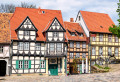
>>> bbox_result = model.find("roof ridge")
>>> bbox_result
[80,10,108,15]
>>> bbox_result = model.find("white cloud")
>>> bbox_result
[0,0,118,24]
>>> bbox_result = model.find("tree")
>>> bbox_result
[109,0,120,37]
[0,2,36,13]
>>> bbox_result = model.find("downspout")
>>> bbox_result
[9,20,11,76]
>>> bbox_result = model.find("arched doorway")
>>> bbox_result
[0,60,7,76]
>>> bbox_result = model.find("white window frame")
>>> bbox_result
[24,60,29,69]
[19,61,23,69]
[108,47,112,55]
[115,48,118,56]
[36,43,40,51]
[50,43,55,52]
[82,42,86,48]
[92,47,96,55]
[99,47,103,56]
[99,34,103,41]
[115,36,118,42]
[0,46,3,53]
[19,42,23,50]
[76,42,80,48]
[92,37,96,41]
[24,42,29,50]
[70,42,74,48]
[40,60,45,68]
[82,53,86,58]
[53,32,58,37]
[108,35,112,42]
[24,31,29,36]
[57,43,62,53]
[76,53,80,58]
[70,53,74,59]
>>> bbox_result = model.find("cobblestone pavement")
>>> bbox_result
[0,64,120,82]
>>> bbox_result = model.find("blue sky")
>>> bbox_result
[0,0,118,24]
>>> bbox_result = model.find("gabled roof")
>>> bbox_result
[80,10,114,33]
[10,7,64,41]
[64,21,87,41]
[15,16,38,31]
[0,13,13,43]
[42,17,66,32]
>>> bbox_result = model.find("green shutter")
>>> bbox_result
[16,60,19,69]
[29,60,31,69]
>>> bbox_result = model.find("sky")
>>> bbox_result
[0,0,118,24]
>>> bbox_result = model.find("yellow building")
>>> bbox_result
[75,10,118,73]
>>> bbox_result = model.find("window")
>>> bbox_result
[54,21,58,26]
[57,43,62,53]
[77,32,83,37]
[19,42,23,50]
[79,16,81,21]
[24,42,29,50]
[24,61,29,69]
[82,53,86,58]
[16,60,31,69]
[108,35,112,42]
[40,60,46,69]
[18,61,23,69]
[99,47,103,56]
[36,43,40,50]
[82,42,86,48]
[99,34,103,41]
[70,42,74,48]
[71,32,76,36]
[24,31,29,36]
[92,37,96,41]
[70,53,74,59]
[92,47,96,55]
[115,48,118,56]
[0,46,3,53]
[115,36,118,42]
[77,65,80,71]
[50,43,54,52]
[42,11,45,14]
[53,32,58,37]
[76,53,80,58]
[76,42,80,48]
[108,47,112,55]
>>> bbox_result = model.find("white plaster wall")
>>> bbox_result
[76,12,89,37]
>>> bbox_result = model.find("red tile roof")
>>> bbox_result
[10,7,64,41]
[0,13,13,43]
[64,21,87,41]
[80,11,114,33]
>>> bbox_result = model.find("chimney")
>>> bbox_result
[70,18,74,22]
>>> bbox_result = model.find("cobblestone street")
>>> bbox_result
[0,64,120,82]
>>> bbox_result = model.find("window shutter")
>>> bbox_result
[29,60,31,69]
[16,60,19,69]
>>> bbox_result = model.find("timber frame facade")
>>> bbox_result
[10,7,67,76]
[75,10,119,73]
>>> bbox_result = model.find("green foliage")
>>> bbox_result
[94,64,110,70]
[109,0,120,37]
[104,67,110,69]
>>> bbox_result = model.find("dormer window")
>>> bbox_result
[77,32,83,37]
[71,32,76,36]
[24,31,29,36]
[42,11,45,14]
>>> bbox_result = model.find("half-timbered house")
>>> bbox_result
[64,18,89,74]
[10,7,67,76]
[75,10,119,73]
[0,13,13,76]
